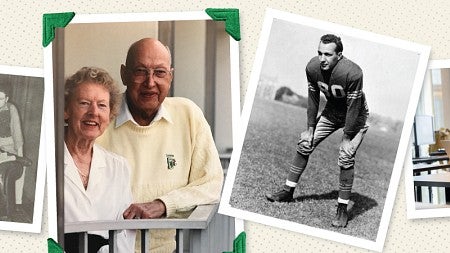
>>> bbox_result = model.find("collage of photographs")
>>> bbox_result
[0,5,449,253]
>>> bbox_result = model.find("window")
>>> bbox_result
[431,69,444,130]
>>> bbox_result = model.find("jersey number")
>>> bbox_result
[317,81,345,98]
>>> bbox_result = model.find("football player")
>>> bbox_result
[266,34,369,228]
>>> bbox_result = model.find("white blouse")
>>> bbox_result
[64,143,135,253]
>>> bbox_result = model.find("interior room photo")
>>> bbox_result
[412,67,450,210]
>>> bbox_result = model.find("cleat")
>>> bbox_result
[265,189,293,202]
[331,203,348,228]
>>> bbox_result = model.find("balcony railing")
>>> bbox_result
[65,204,234,253]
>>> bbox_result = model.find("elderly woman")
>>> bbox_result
[63,67,135,253]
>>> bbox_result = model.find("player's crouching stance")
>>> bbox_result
[265,34,369,228]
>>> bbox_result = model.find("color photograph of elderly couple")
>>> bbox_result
[48,16,238,253]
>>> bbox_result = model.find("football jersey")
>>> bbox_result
[306,56,369,135]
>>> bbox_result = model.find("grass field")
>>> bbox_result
[229,97,401,241]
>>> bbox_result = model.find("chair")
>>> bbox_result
[0,156,31,219]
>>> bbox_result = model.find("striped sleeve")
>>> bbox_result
[344,72,364,135]
[306,70,320,128]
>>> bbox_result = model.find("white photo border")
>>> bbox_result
[218,8,430,252]
[405,59,450,219]
[44,11,243,242]
[0,65,46,233]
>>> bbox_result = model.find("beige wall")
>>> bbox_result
[172,21,206,110]
[62,20,233,152]
[214,25,233,152]
[172,21,233,152]
[64,22,159,91]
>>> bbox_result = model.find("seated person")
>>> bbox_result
[0,85,23,157]
[0,84,24,217]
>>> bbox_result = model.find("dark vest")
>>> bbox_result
[0,105,11,138]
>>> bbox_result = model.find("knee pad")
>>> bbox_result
[338,148,355,168]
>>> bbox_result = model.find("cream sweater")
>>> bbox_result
[96,97,224,253]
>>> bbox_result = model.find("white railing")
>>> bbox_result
[65,204,234,253]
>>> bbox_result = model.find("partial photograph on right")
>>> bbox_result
[406,59,450,219]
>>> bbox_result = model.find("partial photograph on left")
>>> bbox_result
[0,65,46,233]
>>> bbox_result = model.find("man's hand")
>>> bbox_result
[123,199,166,219]
[298,127,315,148]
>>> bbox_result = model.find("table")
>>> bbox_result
[413,162,450,202]
[414,172,450,187]
[412,155,449,164]
[429,149,446,156]
[413,163,450,174]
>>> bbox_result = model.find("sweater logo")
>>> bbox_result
[166,154,177,170]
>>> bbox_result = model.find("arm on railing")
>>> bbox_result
[65,204,218,253]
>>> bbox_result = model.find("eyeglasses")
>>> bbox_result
[128,67,171,83]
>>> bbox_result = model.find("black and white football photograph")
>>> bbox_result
[219,9,430,251]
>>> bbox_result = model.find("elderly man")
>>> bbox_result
[266,34,369,228]
[96,38,224,252]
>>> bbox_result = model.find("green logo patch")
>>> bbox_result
[166,154,177,169]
